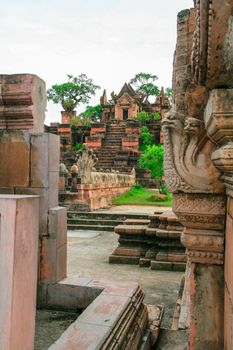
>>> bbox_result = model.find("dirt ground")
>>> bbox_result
[34,310,78,350]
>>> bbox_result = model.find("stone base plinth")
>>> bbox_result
[110,210,186,270]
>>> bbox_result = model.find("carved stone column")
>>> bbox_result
[173,193,225,349]
[205,88,233,350]
[162,2,233,347]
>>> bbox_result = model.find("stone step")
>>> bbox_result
[124,219,150,225]
[67,224,115,231]
[96,163,114,167]
[115,224,148,235]
[67,211,150,221]
[68,218,123,226]
[100,146,121,149]
[103,137,122,140]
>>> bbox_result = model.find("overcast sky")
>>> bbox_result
[1,0,193,124]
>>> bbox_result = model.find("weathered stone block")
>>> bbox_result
[151,261,173,271]
[48,133,60,171]
[0,74,46,133]
[49,321,110,350]
[225,214,233,302]
[15,187,49,235]
[49,171,59,207]
[46,283,100,310]
[0,195,39,350]
[115,225,147,235]
[77,294,131,327]
[224,287,233,350]
[0,131,30,187]
[48,207,67,246]
[228,197,233,219]
[56,244,67,281]
[30,133,49,188]
[113,246,146,257]
[173,262,186,271]
[40,237,57,283]
[109,255,140,265]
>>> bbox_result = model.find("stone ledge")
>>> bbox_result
[38,277,159,349]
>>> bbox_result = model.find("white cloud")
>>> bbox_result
[0,0,193,123]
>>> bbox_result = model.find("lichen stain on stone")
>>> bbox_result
[223,16,233,74]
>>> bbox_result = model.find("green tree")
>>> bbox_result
[130,72,160,103]
[139,126,153,151]
[136,111,151,124]
[70,115,92,127]
[139,145,164,179]
[153,111,160,121]
[81,104,103,121]
[47,74,100,113]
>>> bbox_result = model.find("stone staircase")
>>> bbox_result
[95,123,127,170]
[67,211,150,231]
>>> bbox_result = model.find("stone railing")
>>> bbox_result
[77,170,135,211]
[60,144,136,211]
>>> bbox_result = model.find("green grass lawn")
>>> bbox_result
[113,185,173,206]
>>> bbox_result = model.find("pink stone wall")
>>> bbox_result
[85,139,102,150]
[122,138,139,152]
[61,111,75,124]
[76,183,133,210]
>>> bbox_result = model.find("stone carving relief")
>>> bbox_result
[173,193,226,264]
[118,93,132,107]
[76,144,98,184]
[191,0,233,88]
[59,163,68,177]
[76,144,135,187]
[162,111,224,194]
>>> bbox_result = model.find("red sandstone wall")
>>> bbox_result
[224,197,233,349]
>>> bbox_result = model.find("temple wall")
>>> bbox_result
[224,196,233,349]
[0,74,67,286]
[77,174,135,211]
[62,169,135,211]
[0,74,152,350]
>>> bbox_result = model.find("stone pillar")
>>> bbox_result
[61,111,76,124]
[173,193,225,349]
[0,195,39,350]
[205,89,233,350]
[164,1,233,348]
[0,73,67,291]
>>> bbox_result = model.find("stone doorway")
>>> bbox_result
[123,108,128,120]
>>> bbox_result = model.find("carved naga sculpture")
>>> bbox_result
[162,111,224,193]
[76,144,98,184]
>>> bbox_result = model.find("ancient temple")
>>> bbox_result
[100,83,169,121]
[84,84,170,184]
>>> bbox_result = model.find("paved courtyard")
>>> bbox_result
[66,226,183,329]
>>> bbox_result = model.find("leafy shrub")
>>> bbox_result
[72,143,83,152]
[139,144,164,179]
[139,126,153,151]
[159,183,168,194]
[131,183,143,190]
[136,111,151,123]
[153,112,160,121]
